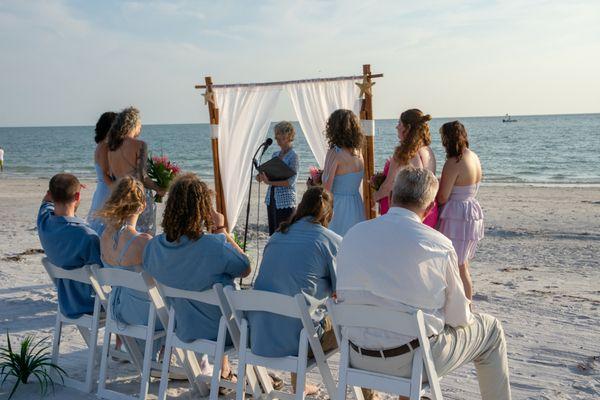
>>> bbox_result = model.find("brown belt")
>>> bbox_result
[349,338,421,358]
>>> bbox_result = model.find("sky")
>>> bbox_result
[0,0,599,127]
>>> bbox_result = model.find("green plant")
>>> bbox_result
[0,332,66,399]
[232,231,244,249]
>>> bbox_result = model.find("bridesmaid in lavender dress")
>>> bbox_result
[437,121,484,300]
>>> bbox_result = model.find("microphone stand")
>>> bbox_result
[240,143,267,286]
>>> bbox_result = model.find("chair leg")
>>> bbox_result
[51,314,62,366]
[210,317,227,400]
[295,333,309,400]
[337,339,350,400]
[84,309,101,393]
[158,310,176,400]
[139,312,156,400]
[97,329,112,395]
[236,320,249,400]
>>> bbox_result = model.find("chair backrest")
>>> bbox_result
[90,265,147,292]
[155,282,221,306]
[223,286,302,319]
[326,300,422,339]
[42,257,95,285]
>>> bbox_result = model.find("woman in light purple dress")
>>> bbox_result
[437,121,483,300]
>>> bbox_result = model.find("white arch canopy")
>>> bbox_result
[197,67,382,230]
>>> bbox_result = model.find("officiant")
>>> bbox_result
[256,121,299,235]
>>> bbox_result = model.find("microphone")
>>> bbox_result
[260,138,273,157]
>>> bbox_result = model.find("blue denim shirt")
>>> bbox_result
[37,202,101,319]
[265,148,299,209]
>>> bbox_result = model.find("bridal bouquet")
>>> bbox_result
[307,166,323,187]
[147,154,181,202]
[370,170,386,191]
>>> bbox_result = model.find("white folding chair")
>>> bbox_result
[91,265,165,400]
[147,280,236,400]
[224,286,338,400]
[42,258,103,393]
[326,300,443,400]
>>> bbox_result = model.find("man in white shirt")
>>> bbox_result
[0,146,4,172]
[337,166,510,400]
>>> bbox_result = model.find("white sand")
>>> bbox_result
[1,177,599,399]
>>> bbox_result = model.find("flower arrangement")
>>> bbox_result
[147,154,180,203]
[370,170,386,191]
[307,166,323,187]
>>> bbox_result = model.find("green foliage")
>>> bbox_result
[232,231,244,249]
[0,332,66,399]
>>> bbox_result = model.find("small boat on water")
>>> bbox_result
[503,114,517,123]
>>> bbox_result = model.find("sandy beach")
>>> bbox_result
[0,177,599,400]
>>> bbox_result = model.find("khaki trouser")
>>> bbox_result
[350,313,511,400]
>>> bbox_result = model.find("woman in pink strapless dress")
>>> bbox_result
[437,121,484,300]
[373,109,438,228]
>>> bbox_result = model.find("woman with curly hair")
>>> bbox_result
[373,109,438,227]
[107,107,165,235]
[97,176,158,331]
[143,173,250,384]
[321,109,365,236]
[87,111,117,235]
[437,121,483,300]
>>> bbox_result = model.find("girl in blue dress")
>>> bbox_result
[322,109,366,236]
[87,111,116,235]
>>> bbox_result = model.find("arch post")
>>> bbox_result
[359,64,376,219]
[204,76,228,229]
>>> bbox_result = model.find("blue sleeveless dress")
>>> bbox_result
[87,163,111,235]
[102,231,161,330]
[328,170,365,236]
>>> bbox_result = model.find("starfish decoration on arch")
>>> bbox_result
[355,76,375,98]
[202,90,216,106]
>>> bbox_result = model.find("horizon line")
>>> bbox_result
[1,111,598,129]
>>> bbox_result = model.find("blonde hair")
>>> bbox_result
[393,109,432,165]
[96,176,146,229]
[162,173,214,242]
[274,121,295,142]
[108,107,141,151]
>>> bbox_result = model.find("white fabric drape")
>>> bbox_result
[285,80,362,167]
[213,86,282,229]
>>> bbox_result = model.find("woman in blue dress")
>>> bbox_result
[249,186,340,395]
[143,173,250,385]
[322,109,366,236]
[87,111,116,235]
[257,121,299,235]
[97,176,160,353]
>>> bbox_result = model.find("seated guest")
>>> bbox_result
[143,173,250,382]
[249,186,340,394]
[37,173,101,319]
[336,166,511,400]
[96,176,156,329]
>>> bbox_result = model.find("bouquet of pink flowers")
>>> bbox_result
[147,154,181,202]
[307,166,323,187]
[370,170,386,191]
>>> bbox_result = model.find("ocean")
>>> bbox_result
[1,113,599,185]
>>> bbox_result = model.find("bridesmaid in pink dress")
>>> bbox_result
[437,121,483,300]
[373,109,438,227]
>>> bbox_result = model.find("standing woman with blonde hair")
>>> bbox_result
[437,121,483,300]
[373,109,438,227]
[107,107,165,235]
[322,109,365,236]
[257,121,299,235]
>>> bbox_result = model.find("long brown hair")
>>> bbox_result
[325,109,364,151]
[96,176,146,229]
[162,173,214,242]
[393,109,432,165]
[108,107,140,151]
[440,121,469,161]
[278,186,334,233]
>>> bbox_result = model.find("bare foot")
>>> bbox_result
[304,383,319,396]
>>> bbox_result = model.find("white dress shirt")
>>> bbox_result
[336,207,473,349]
